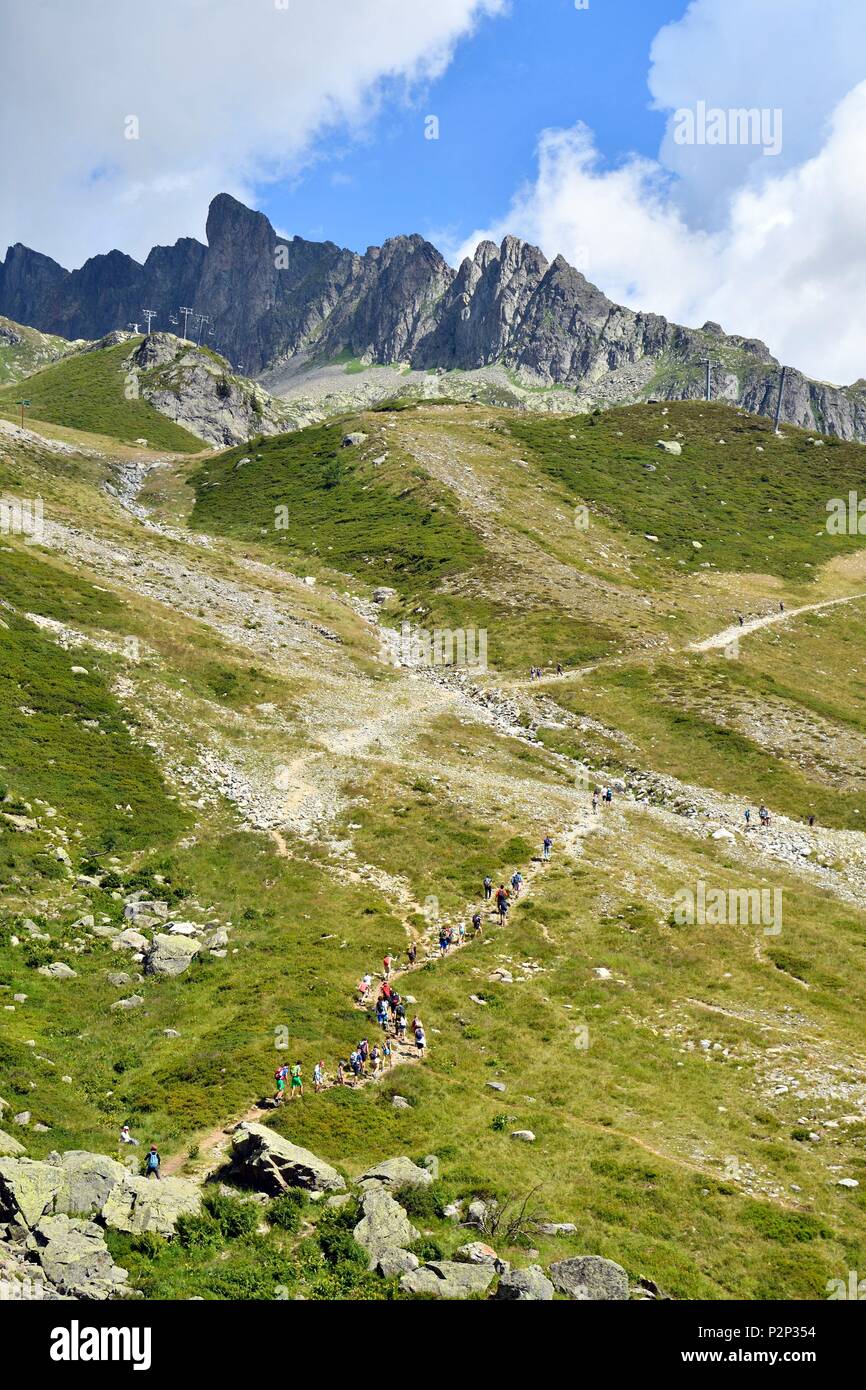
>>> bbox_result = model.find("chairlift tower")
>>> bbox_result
[179,306,194,341]
[141,308,157,335]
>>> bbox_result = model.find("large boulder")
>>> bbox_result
[0,1128,26,1157]
[56,1152,129,1218]
[400,1259,496,1300]
[0,1151,197,1239]
[495,1265,555,1301]
[143,933,200,977]
[231,1122,345,1194]
[376,1248,420,1279]
[101,1174,201,1237]
[353,1188,419,1270]
[0,1157,64,1229]
[357,1157,433,1192]
[25,1215,129,1300]
[549,1254,629,1300]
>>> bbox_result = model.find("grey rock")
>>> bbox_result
[549,1254,629,1300]
[111,994,144,1011]
[143,933,200,977]
[486,1081,506,1092]
[0,1128,26,1157]
[353,1188,419,1269]
[101,1174,201,1237]
[357,1156,433,1192]
[105,972,132,987]
[400,1259,496,1300]
[495,1264,555,1301]
[376,1247,420,1278]
[37,962,77,979]
[231,1122,345,1194]
[510,1130,536,1143]
[25,1214,129,1300]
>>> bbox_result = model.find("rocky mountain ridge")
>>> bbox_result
[2,192,865,439]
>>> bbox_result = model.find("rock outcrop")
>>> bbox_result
[24,1214,129,1300]
[230,1122,346,1194]
[549,1254,629,1300]
[352,1187,419,1270]
[3,192,865,439]
[0,1150,200,1238]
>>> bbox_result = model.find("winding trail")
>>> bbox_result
[686,591,866,653]
[163,816,594,1178]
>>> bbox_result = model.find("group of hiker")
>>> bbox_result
[591,786,615,813]
[270,835,556,1103]
[529,663,565,681]
[743,804,772,829]
[736,601,786,627]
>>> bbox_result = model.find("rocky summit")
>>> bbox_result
[2,193,865,439]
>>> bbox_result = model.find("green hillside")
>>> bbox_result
[1,399,865,1304]
[0,338,205,450]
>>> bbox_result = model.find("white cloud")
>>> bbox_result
[451,0,866,384]
[0,0,504,268]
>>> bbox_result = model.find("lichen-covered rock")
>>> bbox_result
[357,1156,433,1192]
[25,1215,129,1300]
[143,933,200,977]
[231,1122,345,1194]
[549,1254,629,1300]
[353,1188,419,1270]
[101,1174,201,1237]
[400,1259,496,1300]
[0,1128,26,1157]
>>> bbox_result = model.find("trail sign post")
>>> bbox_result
[15,398,30,428]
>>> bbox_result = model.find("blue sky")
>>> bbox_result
[260,0,681,253]
[3,0,866,380]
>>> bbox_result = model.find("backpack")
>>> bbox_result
[146,1151,159,1171]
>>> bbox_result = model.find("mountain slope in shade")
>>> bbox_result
[2,193,865,440]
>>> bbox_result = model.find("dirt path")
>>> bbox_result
[686,591,866,653]
[163,814,595,1179]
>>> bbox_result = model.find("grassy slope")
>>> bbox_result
[188,421,484,591]
[509,403,866,581]
[1,402,866,1300]
[0,340,205,450]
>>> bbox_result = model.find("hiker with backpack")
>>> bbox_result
[542,835,553,861]
[483,875,493,901]
[290,1061,303,1100]
[145,1145,161,1181]
[495,885,509,924]
[511,870,523,897]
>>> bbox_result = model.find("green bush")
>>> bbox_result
[267,1190,305,1232]
[202,1190,260,1240]
[394,1180,449,1222]
[175,1212,222,1252]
